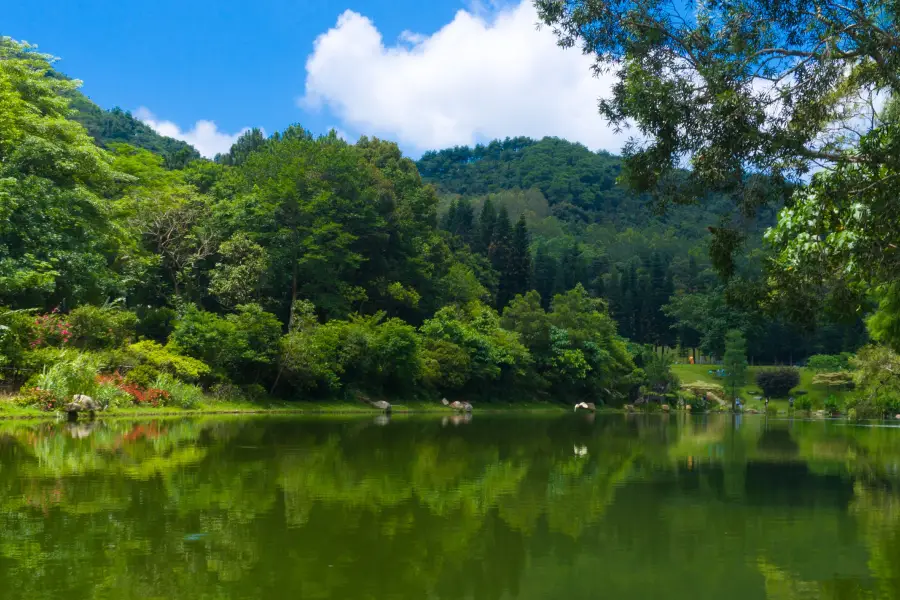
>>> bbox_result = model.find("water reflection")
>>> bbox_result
[1,414,900,598]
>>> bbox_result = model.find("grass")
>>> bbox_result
[672,363,852,412]
[0,394,569,420]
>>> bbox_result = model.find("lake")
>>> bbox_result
[1,413,899,599]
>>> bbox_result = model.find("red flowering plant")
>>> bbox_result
[31,308,72,349]
[118,383,170,407]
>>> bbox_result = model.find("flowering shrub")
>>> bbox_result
[31,309,71,348]
[17,387,64,412]
[118,383,170,407]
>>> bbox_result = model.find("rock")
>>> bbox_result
[64,394,101,421]
[370,400,391,412]
[685,404,692,412]
[661,404,670,412]
[574,402,596,412]
[625,404,635,412]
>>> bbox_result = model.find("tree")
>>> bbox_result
[209,233,269,309]
[755,368,801,399]
[0,38,132,307]
[722,330,748,410]
[536,0,900,274]
[508,215,533,300]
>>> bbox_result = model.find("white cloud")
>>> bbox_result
[135,107,251,158]
[301,1,622,153]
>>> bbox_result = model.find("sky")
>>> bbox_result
[3,0,625,158]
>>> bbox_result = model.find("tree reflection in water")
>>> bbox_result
[0,414,898,599]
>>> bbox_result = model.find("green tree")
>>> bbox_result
[0,38,132,307]
[722,330,748,410]
[536,0,899,264]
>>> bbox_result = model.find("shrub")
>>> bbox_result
[135,306,177,342]
[127,340,210,381]
[31,310,72,348]
[797,397,812,411]
[755,368,800,398]
[824,395,842,414]
[17,387,63,412]
[67,306,138,350]
[812,371,855,390]
[152,373,203,409]
[30,352,101,402]
[0,307,37,373]
[118,383,170,407]
[94,382,132,409]
[125,363,161,389]
[170,304,280,383]
[807,353,852,372]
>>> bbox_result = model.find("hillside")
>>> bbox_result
[68,92,201,168]
[416,136,859,362]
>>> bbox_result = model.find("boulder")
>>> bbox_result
[661,404,670,412]
[64,394,101,421]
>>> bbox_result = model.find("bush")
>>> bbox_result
[152,373,203,409]
[94,382,132,409]
[135,306,177,342]
[170,304,280,383]
[797,397,812,411]
[67,306,138,350]
[755,368,800,398]
[807,353,852,372]
[824,395,842,414]
[125,363,161,389]
[16,387,62,411]
[812,371,855,390]
[127,340,210,381]
[30,352,101,403]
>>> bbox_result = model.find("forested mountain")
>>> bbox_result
[419,137,865,362]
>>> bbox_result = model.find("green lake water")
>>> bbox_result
[2,413,900,599]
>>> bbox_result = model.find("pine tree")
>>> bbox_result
[475,198,497,255]
[533,245,558,309]
[455,198,475,246]
[508,215,533,300]
[490,206,514,307]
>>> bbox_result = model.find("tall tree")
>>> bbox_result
[533,245,558,309]
[475,198,497,255]
[536,0,900,274]
[723,329,748,410]
[507,214,533,301]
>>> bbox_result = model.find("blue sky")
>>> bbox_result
[3,0,623,158]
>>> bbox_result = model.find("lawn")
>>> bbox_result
[672,363,852,412]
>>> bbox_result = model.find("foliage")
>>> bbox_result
[127,340,210,381]
[208,233,268,308]
[639,348,679,401]
[811,372,855,390]
[0,39,132,307]
[796,397,813,412]
[170,304,280,383]
[151,373,203,409]
[536,0,900,275]
[755,368,801,399]
[67,305,138,350]
[30,351,101,403]
[807,354,853,373]
[850,345,900,419]
[723,330,748,406]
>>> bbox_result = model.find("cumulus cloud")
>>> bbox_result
[301,1,622,153]
[135,107,250,158]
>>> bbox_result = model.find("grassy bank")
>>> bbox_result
[672,364,852,411]
[0,394,570,420]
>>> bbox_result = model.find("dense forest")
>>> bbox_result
[0,36,874,413]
